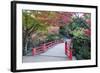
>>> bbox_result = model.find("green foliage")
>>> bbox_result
[71,25,91,59]
[59,24,71,38]
[64,17,91,60]
[46,34,63,42]
[68,17,90,30]
[71,28,84,37]
[23,10,48,33]
[72,34,91,59]
[32,39,40,47]
[22,10,48,55]
[84,13,91,19]
[59,26,67,36]
[75,46,91,60]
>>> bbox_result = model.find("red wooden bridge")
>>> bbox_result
[32,39,73,60]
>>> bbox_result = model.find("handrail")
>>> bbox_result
[32,39,73,60]
[32,40,64,56]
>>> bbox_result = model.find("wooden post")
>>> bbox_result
[32,48,36,56]
[69,50,72,60]
[65,39,72,60]
[43,44,47,52]
[65,42,67,55]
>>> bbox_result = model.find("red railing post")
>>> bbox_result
[32,48,36,56]
[65,42,67,55]
[42,44,47,52]
[65,39,72,60]
[69,50,72,60]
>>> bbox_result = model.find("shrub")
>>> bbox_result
[65,17,91,60]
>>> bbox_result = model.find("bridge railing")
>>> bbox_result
[32,39,73,60]
[32,40,64,56]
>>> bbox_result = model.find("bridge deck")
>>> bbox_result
[23,43,76,63]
